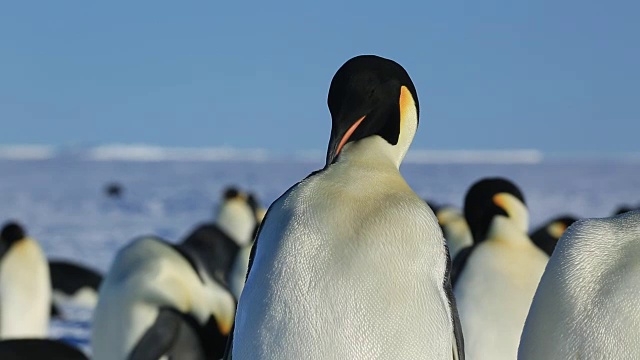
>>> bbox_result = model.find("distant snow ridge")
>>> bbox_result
[87,144,272,162]
[0,145,55,160]
[404,149,544,164]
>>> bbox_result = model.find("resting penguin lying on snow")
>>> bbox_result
[452,178,547,360]
[91,236,236,360]
[49,260,103,310]
[0,222,51,339]
[520,210,640,359]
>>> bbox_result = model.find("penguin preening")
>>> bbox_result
[0,222,51,339]
[0,339,89,360]
[49,260,103,310]
[451,178,547,360]
[519,210,640,359]
[180,187,260,296]
[529,215,578,256]
[91,236,236,360]
[225,55,464,359]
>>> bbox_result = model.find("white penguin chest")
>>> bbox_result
[234,168,453,359]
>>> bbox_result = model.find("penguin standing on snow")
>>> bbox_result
[452,178,547,360]
[0,222,51,339]
[225,55,464,359]
[91,236,236,360]
[529,215,578,256]
[520,210,640,359]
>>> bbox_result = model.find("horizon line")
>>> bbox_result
[0,144,637,164]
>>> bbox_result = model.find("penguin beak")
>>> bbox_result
[326,115,366,165]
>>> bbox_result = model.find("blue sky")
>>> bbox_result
[0,1,638,153]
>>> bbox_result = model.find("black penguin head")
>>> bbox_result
[531,215,578,256]
[1,222,26,247]
[0,222,27,261]
[222,187,241,200]
[326,55,420,166]
[464,177,527,243]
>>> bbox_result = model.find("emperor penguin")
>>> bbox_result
[225,55,464,360]
[91,236,236,360]
[451,178,547,360]
[180,187,259,288]
[435,206,473,259]
[519,210,640,359]
[529,215,577,256]
[0,222,51,339]
[227,192,266,299]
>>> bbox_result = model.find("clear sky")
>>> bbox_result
[0,1,638,154]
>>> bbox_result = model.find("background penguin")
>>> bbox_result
[104,182,124,199]
[529,215,578,256]
[226,55,464,359]
[227,192,266,299]
[0,222,51,339]
[452,177,547,360]
[180,186,259,290]
[49,260,103,311]
[519,210,640,359]
[91,236,236,360]
[0,339,89,360]
[435,205,473,259]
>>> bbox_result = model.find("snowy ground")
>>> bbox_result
[0,155,638,354]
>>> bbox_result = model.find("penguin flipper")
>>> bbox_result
[128,308,182,360]
[445,246,465,360]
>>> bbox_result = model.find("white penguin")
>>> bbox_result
[451,178,547,360]
[91,236,236,360]
[519,210,640,359]
[225,55,464,359]
[0,222,51,339]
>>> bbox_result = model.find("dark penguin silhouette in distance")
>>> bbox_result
[104,182,124,199]
[49,260,103,315]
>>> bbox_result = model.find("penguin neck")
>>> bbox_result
[486,215,531,244]
[335,136,405,170]
[215,201,256,247]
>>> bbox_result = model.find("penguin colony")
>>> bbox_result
[0,55,637,359]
